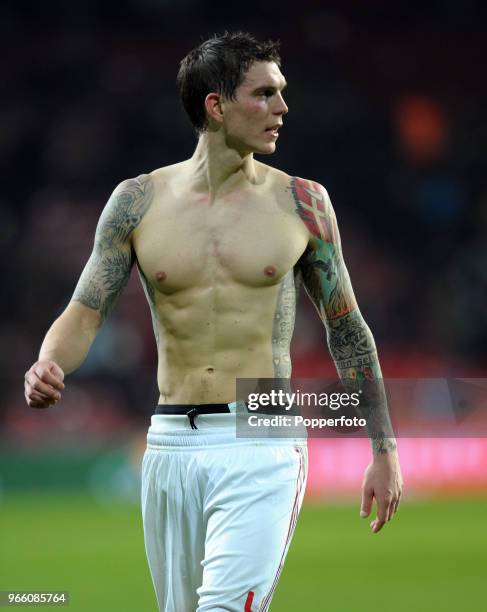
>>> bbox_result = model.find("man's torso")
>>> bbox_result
[131,161,311,403]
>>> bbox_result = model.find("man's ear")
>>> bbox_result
[204,92,224,125]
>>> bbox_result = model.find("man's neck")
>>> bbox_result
[188,129,258,197]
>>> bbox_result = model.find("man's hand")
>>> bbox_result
[24,360,65,408]
[360,452,403,533]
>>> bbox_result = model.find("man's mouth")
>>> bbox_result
[265,124,282,136]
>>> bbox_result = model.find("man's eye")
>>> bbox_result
[262,90,274,97]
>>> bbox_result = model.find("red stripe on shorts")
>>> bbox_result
[245,590,254,611]
[259,446,306,611]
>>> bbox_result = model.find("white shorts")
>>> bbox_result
[141,411,308,612]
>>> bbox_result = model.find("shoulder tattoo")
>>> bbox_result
[72,174,154,319]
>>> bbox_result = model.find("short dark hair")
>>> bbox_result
[177,31,281,133]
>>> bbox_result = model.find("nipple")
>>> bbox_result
[155,271,167,282]
[264,265,276,277]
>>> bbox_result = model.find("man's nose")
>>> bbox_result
[274,92,288,116]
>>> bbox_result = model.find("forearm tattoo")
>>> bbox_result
[327,311,396,454]
[72,174,154,321]
[291,177,396,455]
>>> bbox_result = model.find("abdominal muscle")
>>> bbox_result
[153,281,285,405]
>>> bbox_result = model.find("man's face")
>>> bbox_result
[220,61,288,156]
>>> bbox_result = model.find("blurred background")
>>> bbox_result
[1,0,486,610]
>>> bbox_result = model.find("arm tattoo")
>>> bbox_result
[327,312,396,454]
[72,174,154,321]
[291,177,357,319]
[291,177,396,455]
[327,309,377,370]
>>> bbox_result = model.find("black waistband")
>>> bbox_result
[155,404,231,415]
[155,404,231,430]
[154,403,299,430]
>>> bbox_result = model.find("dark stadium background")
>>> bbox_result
[1,1,486,610]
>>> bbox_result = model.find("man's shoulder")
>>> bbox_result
[288,175,333,211]
[255,161,292,187]
[113,173,154,196]
[110,162,187,206]
[149,161,188,186]
[256,163,328,196]
[286,176,339,243]
[99,174,154,234]
[291,175,328,196]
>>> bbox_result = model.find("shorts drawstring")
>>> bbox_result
[186,407,199,430]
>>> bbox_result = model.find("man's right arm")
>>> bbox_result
[24,174,154,408]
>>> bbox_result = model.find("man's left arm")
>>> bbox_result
[293,177,403,533]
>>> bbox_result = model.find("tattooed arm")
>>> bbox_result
[292,177,402,532]
[70,174,153,315]
[24,175,153,409]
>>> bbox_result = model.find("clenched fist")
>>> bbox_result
[24,360,65,408]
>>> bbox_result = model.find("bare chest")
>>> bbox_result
[132,189,308,293]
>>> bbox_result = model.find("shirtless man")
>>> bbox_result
[24,32,403,612]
